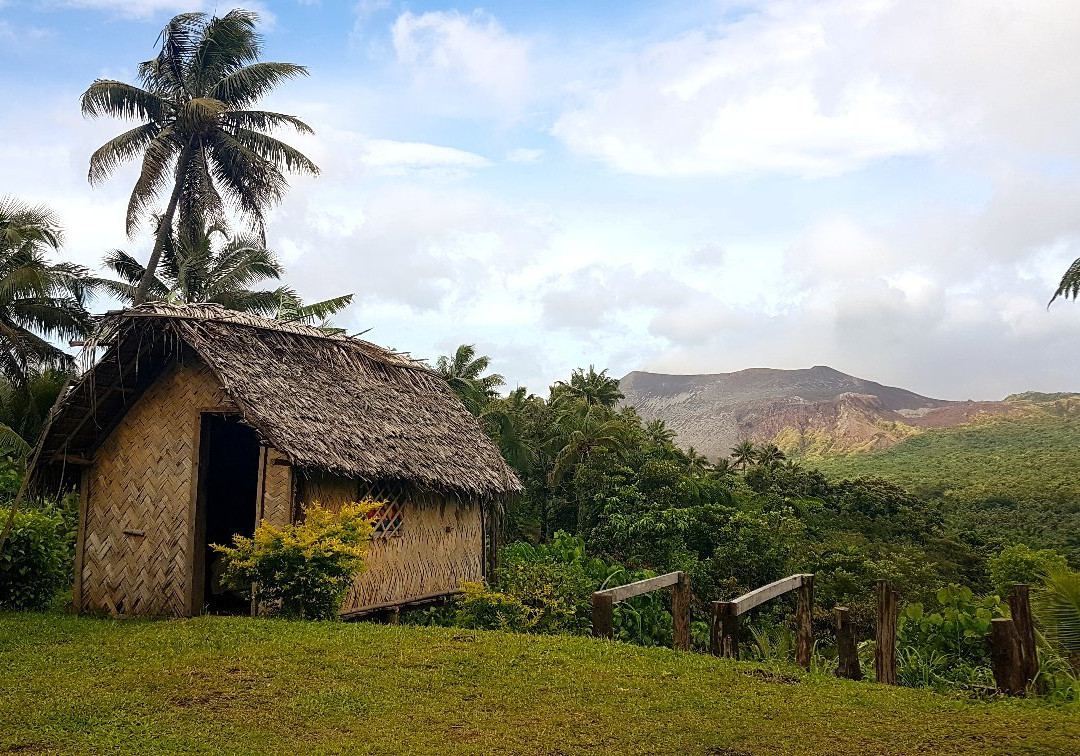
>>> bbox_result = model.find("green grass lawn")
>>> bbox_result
[2,612,1078,755]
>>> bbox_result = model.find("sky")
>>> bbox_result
[3,0,1080,400]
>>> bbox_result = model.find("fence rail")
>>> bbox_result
[592,571,691,651]
[710,573,815,669]
[594,571,1036,695]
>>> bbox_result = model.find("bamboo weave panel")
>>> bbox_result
[260,448,291,528]
[299,472,483,611]
[82,359,231,616]
[344,497,483,611]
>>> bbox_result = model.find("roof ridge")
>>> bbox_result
[104,302,428,371]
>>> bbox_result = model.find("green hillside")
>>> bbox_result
[805,402,1080,560]
[2,612,1078,755]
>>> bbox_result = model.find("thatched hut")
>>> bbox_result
[32,303,521,618]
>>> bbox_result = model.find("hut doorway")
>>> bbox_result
[198,413,260,614]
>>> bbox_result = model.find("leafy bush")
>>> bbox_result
[0,506,72,610]
[896,584,1007,691]
[1037,646,1080,702]
[441,532,674,645]
[989,544,1068,596]
[496,541,597,634]
[214,500,373,620]
[452,582,535,632]
[896,646,995,693]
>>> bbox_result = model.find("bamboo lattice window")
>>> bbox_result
[369,500,404,538]
[360,481,407,538]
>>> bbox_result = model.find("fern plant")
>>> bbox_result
[1034,567,1080,655]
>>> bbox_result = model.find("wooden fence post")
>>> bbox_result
[710,601,739,659]
[1008,584,1039,692]
[592,592,613,639]
[875,579,898,685]
[990,617,1024,695]
[834,606,862,681]
[795,574,814,669]
[671,572,691,652]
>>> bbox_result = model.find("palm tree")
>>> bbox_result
[548,403,630,486]
[684,446,712,477]
[97,223,353,322]
[1050,257,1080,306]
[0,197,94,386]
[710,457,736,480]
[644,419,676,448]
[81,10,319,305]
[480,389,540,474]
[553,365,623,408]
[0,369,69,454]
[0,197,62,252]
[756,443,786,466]
[730,440,756,470]
[435,344,505,415]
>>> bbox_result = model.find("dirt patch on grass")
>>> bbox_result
[2,744,54,754]
[740,668,802,684]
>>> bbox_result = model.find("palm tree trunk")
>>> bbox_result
[133,153,189,306]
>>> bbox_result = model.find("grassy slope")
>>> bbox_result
[807,409,1080,503]
[2,613,1078,755]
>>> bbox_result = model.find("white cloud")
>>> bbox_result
[506,148,545,164]
[360,139,491,175]
[390,9,531,116]
[553,1,938,177]
[552,0,1080,178]
[0,18,53,45]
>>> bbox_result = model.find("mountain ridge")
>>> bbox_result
[619,366,1026,459]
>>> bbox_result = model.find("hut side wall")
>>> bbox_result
[300,472,484,612]
[80,359,232,617]
[347,497,483,611]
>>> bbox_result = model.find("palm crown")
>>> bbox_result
[80,9,319,304]
[0,197,94,385]
[98,222,353,323]
[436,344,506,414]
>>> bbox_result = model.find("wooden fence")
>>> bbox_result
[594,572,1039,695]
[591,571,691,651]
[709,573,815,669]
[871,580,1039,695]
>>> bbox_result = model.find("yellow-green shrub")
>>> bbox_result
[214,500,374,620]
[452,582,536,632]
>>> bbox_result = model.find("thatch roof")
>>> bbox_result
[35,303,522,497]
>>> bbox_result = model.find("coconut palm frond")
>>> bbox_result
[1050,257,1080,306]
[1035,567,1080,652]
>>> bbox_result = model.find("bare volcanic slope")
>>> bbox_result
[620,366,1016,459]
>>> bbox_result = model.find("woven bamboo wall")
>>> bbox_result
[302,473,356,510]
[81,359,232,616]
[259,449,292,528]
[299,472,483,612]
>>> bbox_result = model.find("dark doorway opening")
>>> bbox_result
[199,413,260,614]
